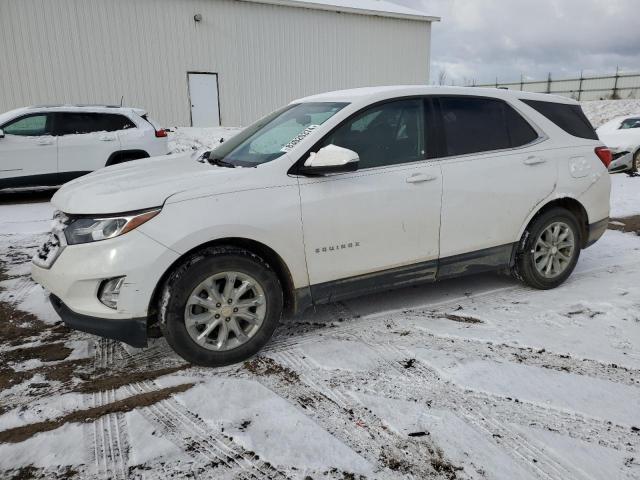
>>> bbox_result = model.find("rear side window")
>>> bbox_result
[57,112,135,135]
[439,97,538,157]
[521,100,597,140]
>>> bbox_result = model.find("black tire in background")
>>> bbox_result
[159,246,283,367]
[515,207,582,290]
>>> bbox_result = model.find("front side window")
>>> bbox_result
[439,97,538,157]
[2,114,50,136]
[320,99,426,169]
[211,102,348,167]
[620,118,640,130]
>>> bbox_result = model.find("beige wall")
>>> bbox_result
[0,0,432,126]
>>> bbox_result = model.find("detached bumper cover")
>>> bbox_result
[50,294,147,348]
[585,217,609,248]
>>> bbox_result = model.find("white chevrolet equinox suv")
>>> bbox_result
[0,105,168,189]
[31,86,611,366]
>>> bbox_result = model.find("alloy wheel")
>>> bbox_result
[533,221,575,278]
[184,271,266,351]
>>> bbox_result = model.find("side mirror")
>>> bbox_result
[300,144,359,175]
[0,129,4,139]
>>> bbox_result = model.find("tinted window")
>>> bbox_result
[620,118,640,129]
[522,100,597,140]
[3,114,50,136]
[439,97,538,157]
[57,112,135,135]
[320,99,426,169]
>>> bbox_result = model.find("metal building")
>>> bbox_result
[0,0,439,127]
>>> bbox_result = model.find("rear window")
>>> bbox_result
[522,100,597,140]
[439,97,539,157]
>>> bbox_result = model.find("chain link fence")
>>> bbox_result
[474,70,640,101]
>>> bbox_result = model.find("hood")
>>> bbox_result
[597,128,640,152]
[52,152,262,214]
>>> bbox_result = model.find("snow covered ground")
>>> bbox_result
[0,101,639,479]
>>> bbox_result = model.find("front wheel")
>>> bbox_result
[630,150,640,175]
[159,247,283,367]
[515,208,581,290]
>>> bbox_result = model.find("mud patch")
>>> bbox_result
[2,464,79,480]
[244,356,300,384]
[441,313,483,324]
[74,365,190,394]
[609,215,640,234]
[0,301,48,347]
[2,343,72,364]
[0,383,194,444]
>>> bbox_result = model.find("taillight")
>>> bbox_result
[594,146,612,168]
[155,128,168,138]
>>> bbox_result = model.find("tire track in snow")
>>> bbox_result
[117,344,291,480]
[281,335,596,480]
[254,350,461,480]
[88,339,130,480]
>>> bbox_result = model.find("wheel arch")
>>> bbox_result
[147,237,298,327]
[517,196,590,253]
[105,149,150,166]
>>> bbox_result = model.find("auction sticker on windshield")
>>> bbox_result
[280,125,319,152]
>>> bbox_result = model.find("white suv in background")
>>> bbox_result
[0,105,168,189]
[31,86,611,367]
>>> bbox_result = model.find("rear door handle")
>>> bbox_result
[98,134,116,141]
[406,173,438,183]
[524,156,547,165]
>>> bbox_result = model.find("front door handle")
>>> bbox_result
[406,173,438,183]
[523,156,547,165]
[36,138,54,146]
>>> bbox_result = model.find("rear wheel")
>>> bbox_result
[160,247,283,366]
[516,208,581,289]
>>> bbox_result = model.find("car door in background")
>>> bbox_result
[435,96,556,277]
[55,112,129,181]
[0,113,57,188]
[298,98,443,302]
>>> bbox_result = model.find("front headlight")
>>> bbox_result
[64,208,161,245]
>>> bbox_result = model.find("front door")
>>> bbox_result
[298,98,442,303]
[188,73,220,127]
[0,113,57,188]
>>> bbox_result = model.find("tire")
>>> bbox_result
[159,246,283,367]
[515,208,581,290]
[630,150,640,175]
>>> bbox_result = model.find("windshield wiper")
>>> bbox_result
[207,154,235,168]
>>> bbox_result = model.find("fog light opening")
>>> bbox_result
[99,276,125,309]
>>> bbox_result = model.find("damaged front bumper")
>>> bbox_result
[49,294,147,348]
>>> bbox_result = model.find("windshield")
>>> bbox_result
[209,102,348,167]
[619,118,640,130]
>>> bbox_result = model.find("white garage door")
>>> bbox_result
[188,72,220,127]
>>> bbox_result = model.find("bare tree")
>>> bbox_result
[437,69,448,86]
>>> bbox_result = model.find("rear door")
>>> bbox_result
[436,96,556,275]
[0,113,57,187]
[298,98,443,302]
[55,112,125,179]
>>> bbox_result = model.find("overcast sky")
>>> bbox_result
[389,0,640,85]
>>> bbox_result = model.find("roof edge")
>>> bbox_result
[239,0,441,22]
